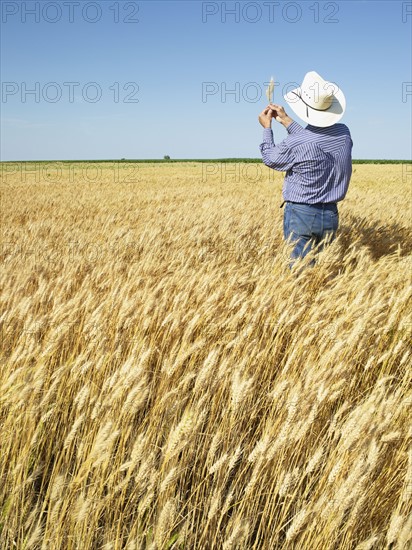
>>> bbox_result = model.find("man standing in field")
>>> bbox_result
[258,71,353,265]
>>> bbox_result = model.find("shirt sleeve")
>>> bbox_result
[286,121,305,134]
[259,128,296,171]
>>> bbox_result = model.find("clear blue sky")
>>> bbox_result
[1,0,411,160]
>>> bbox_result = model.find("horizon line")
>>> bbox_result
[1,158,411,164]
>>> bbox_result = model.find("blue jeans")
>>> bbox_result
[283,202,339,264]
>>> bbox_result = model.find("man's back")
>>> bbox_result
[260,121,353,204]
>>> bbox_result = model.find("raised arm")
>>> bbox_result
[259,129,296,171]
[258,104,298,171]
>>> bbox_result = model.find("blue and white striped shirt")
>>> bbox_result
[260,121,353,203]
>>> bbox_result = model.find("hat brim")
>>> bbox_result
[284,86,346,127]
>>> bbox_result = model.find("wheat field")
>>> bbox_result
[1,162,411,549]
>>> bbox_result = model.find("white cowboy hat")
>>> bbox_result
[284,71,346,127]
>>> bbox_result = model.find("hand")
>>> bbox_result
[268,104,293,128]
[258,106,274,128]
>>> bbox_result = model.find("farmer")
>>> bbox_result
[258,71,353,266]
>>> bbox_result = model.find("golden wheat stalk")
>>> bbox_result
[266,76,275,103]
